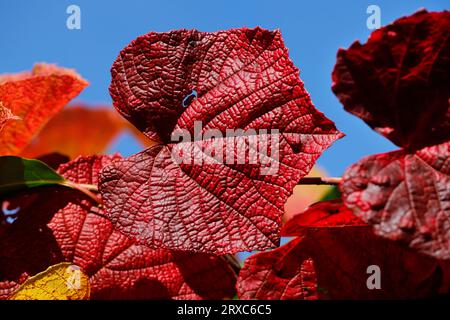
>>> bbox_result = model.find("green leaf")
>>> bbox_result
[319,186,341,202]
[0,156,66,195]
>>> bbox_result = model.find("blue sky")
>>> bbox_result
[0,0,448,175]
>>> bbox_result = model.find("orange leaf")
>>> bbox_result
[21,105,156,159]
[0,64,88,155]
[0,102,20,132]
[22,105,126,159]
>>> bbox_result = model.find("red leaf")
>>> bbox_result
[0,155,237,300]
[0,64,88,155]
[238,201,450,299]
[237,236,317,300]
[341,141,450,260]
[332,10,450,149]
[333,10,450,260]
[281,199,366,236]
[101,28,343,254]
[36,153,71,170]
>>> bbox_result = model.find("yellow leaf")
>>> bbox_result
[9,263,90,300]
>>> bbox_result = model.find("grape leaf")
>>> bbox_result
[0,64,88,155]
[0,155,238,300]
[332,10,450,260]
[100,27,343,254]
[238,201,450,299]
[332,10,450,150]
[341,141,450,259]
[9,263,90,300]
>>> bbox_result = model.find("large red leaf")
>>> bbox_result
[332,10,450,150]
[238,201,450,300]
[0,155,237,300]
[100,27,343,254]
[0,64,88,155]
[341,141,450,259]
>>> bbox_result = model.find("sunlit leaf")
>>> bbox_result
[0,64,88,155]
[9,263,90,300]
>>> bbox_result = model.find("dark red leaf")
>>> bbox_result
[238,201,450,299]
[341,140,450,260]
[333,10,450,260]
[101,27,343,254]
[0,155,237,300]
[332,10,450,149]
[36,153,71,170]
[237,236,317,300]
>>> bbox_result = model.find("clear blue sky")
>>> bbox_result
[1,0,448,175]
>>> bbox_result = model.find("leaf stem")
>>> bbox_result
[61,182,108,219]
[221,254,241,277]
[76,183,99,192]
[60,181,102,205]
[297,177,342,185]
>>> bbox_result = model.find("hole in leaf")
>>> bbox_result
[182,89,198,108]
[2,201,20,224]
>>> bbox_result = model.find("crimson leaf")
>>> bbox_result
[100,27,343,254]
[237,236,318,300]
[333,10,450,260]
[341,141,450,259]
[332,10,450,150]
